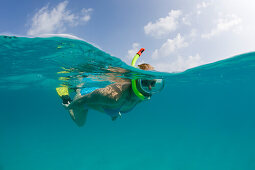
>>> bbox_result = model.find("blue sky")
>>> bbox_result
[1,0,254,72]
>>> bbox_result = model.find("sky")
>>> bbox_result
[0,0,255,72]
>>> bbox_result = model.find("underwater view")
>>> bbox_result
[1,35,255,170]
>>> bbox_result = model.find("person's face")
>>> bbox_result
[141,80,156,91]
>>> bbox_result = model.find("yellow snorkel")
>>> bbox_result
[131,48,148,100]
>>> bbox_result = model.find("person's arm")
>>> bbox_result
[68,82,131,109]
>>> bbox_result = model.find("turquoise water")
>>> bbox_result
[0,36,255,170]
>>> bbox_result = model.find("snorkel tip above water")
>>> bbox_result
[137,48,145,56]
[131,48,145,67]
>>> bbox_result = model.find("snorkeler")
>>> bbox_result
[56,48,165,126]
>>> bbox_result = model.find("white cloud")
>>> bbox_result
[123,43,141,64]
[154,54,204,72]
[151,34,188,59]
[189,29,197,38]
[201,14,242,39]
[27,1,93,36]
[197,1,212,9]
[196,1,212,15]
[144,10,182,39]
[81,8,93,22]
[182,14,191,25]
[126,43,140,58]
[181,1,213,26]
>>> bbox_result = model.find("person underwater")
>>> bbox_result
[56,48,165,127]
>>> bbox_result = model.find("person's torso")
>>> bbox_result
[101,83,141,117]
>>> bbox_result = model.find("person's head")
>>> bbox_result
[137,63,155,90]
[134,63,164,99]
[138,63,154,71]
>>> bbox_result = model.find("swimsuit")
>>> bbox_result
[80,87,100,96]
[80,86,133,118]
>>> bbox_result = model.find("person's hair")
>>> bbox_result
[138,63,154,70]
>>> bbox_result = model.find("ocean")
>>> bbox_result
[0,35,255,170]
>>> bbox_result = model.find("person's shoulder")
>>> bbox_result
[115,81,131,90]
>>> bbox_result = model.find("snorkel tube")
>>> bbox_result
[131,48,148,100]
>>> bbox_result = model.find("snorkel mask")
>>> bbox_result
[131,48,165,100]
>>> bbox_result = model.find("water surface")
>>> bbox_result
[0,36,255,170]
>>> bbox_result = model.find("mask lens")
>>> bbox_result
[139,79,164,94]
[141,80,156,87]
[151,80,156,87]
